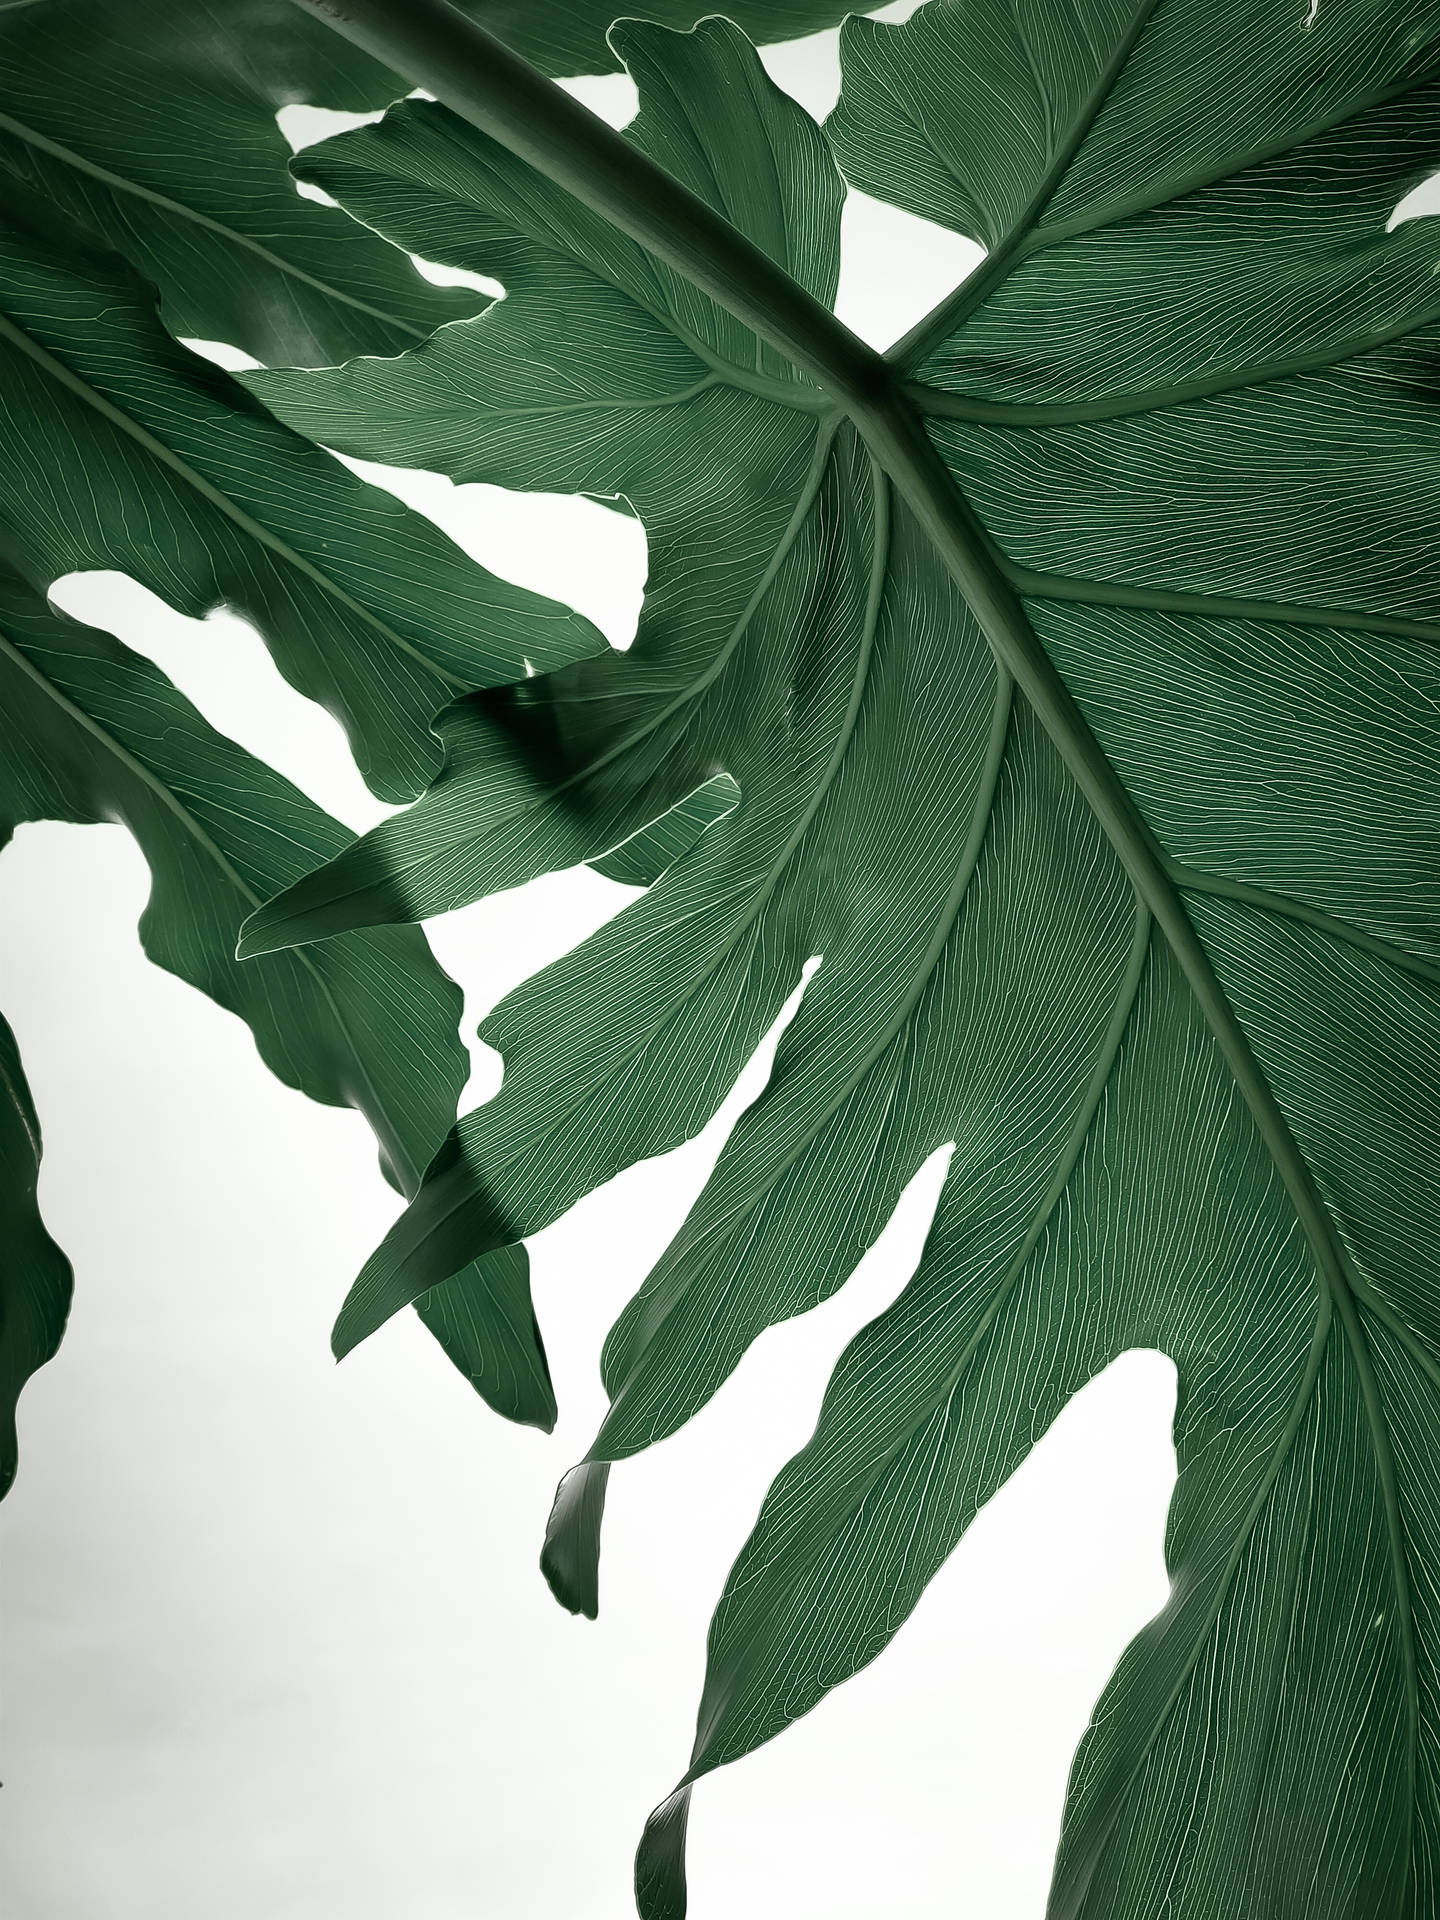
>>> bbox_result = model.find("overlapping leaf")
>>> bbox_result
[0,90,605,1481]
[0,0,482,368]
[229,9,1439,1916]
[0,185,601,803]
[464,0,860,73]
[0,559,556,1459]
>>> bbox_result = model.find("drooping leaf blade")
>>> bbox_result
[0,561,555,1445]
[0,1007,72,1500]
[412,1239,553,1428]
[0,186,602,803]
[241,10,1440,1917]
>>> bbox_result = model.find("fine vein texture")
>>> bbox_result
[0,0,482,368]
[459,0,864,76]
[246,8,1440,1916]
[0,0,875,366]
[0,561,555,1453]
[0,1005,71,1498]
[0,184,602,803]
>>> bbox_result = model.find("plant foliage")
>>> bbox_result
[0,0,853,361]
[4,2,1440,1917]
[0,0,862,1483]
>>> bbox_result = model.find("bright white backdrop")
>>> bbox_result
[1,19,1179,1918]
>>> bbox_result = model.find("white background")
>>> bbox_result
[0,19,1184,1917]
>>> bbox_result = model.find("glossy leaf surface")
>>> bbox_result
[105,4,1440,1915]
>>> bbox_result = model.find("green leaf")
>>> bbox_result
[0,1006,72,1499]
[411,1240,553,1428]
[0,0,483,366]
[0,0,882,368]
[0,186,602,803]
[459,0,863,75]
[241,10,1440,1915]
[0,560,555,1462]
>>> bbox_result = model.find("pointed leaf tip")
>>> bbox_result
[540,1459,611,1617]
[234,902,321,962]
[233,909,283,961]
[636,1786,692,1920]
[331,1288,387,1363]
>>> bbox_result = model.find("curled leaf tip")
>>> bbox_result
[540,1459,610,1617]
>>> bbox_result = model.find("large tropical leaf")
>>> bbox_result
[0,184,600,803]
[0,1005,72,1499]
[241,9,1440,1916]
[0,115,597,1479]
[0,557,556,1459]
[0,0,871,368]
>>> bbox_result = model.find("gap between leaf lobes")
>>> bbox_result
[273,2,1436,1913]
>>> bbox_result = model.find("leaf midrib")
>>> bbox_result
[1173,864,1440,991]
[908,293,1440,427]
[1025,67,1440,257]
[887,0,1165,367]
[860,404,1423,1868]
[1010,568,1440,652]
[886,8,1430,1832]
[895,64,1440,373]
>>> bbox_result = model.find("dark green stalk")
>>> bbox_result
[285,0,889,413]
